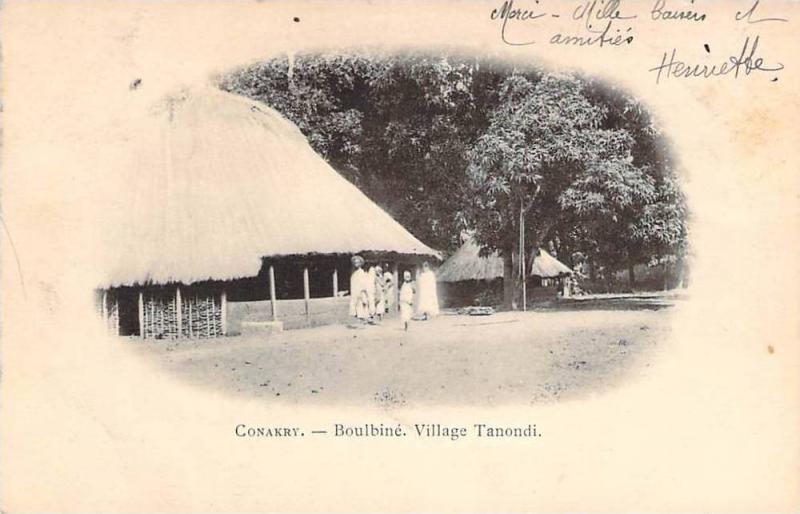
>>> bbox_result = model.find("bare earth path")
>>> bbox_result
[127,299,674,407]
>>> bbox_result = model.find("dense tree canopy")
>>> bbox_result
[220,53,500,253]
[219,52,688,304]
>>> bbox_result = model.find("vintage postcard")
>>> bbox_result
[1,0,798,512]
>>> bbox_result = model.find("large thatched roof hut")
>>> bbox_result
[99,87,438,338]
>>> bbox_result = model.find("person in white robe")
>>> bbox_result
[414,261,440,319]
[383,264,395,313]
[348,255,370,321]
[366,265,377,319]
[373,265,386,320]
[399,271,415,331]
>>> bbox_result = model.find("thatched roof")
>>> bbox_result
[529,248,573,277]
[436,238,504,282]
[105,87,438,287]
[436,237,572,282]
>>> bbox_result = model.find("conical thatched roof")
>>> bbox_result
[529,248,573,277]
[436,237,504,282]
[436,237,571,282]
[105,87,438,287]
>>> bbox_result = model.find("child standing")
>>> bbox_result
[399,270,415,331]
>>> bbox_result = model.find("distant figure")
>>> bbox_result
[373,265,385,321]
[348,255,370,321]
[383,264,395,313]
[399,271,415,331]
[562,275,572,298]
[415,261,440,320]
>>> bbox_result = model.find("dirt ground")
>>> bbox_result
[127,297,676,407]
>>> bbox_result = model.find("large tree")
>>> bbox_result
[465,72,688,305]
[466,73,642,306]
[576,79,688,285]
[220,54,688,305]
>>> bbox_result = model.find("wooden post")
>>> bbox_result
[176,288,182,338]
[303,266,310,318]
[158,297,164,337]
[114,299,120,336]
[269,264,277,321]
[332,268,339,297]
[138,291,144,339]
[221,290,227,336]
[101,290,108,324]
[206,296,212,338]
[188,294,194,338]
[414,265,421,311]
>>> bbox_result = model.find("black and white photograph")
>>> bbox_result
[98,53,689,406]
[1,2,798,512]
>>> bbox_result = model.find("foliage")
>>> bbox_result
[219,53,688,299]
[220,53,504,253]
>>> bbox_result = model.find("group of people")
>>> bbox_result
[348,255,439,330]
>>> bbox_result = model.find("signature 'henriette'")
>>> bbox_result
[648,35,784,84]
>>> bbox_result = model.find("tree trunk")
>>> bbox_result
[677,257,687,288]
[627,260,636,287]
[503,250,515,310]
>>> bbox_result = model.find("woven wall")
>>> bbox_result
[99,287,225,339]
[142,290,223,339]
[177,293,223,339]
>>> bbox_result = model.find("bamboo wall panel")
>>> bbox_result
[100,288,224,339]
[142,292,179,339]
[176,292,223,339]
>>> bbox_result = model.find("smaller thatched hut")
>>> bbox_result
[435,238,504,283]
[436,237,572,307]
[528,247,573,287]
